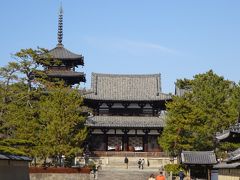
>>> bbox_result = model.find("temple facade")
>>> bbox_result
[41,6,173,165]
[84,73,172,153]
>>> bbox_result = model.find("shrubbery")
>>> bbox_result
[164,164,185,176]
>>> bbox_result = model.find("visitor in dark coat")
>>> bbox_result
[179,170,185,180]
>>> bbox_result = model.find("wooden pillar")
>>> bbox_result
[122,102,130,109]
[138,102,146,108]
[106,102,113,115]
[122,129,129,151]
[88,128,93,142]
[143,129,150,152]
[97,102,103,115]
[150,103,155,116]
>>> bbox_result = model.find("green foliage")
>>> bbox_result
[160,70,240,157]
[0,48,88,165]
[87,160,96,170]
[0,139,34,146]
[0,138,33,156]
[64,155,75,167]
[175,78,192,89]
[0,145,26,155]
[218,142,240,152]
[216,142,240,159]
[13,48,43,89]
[164,164,185,176]
[38,85,88,159]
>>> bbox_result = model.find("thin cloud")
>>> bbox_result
[84,37,179,55]
[123,39,177,54]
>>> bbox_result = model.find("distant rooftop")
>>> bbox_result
[214,162,240,169]
[214,148,240,169]
[181,151,217,165]
[226,148,240,162]
[0,153,31,161]
[216,123,240,141]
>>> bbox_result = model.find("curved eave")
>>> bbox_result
[86,124,164,128]
[47,72,85,78]
[216,131,230,141]
[214,163,240,169]
[84,98,171,102]
[41,46,84,66]
[84,93,172,102]
[0,154,32,161]
[85,116,165,128]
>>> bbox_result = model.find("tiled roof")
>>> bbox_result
[181,151,217,165]
[226,148,240,162]
[47,46,84,61]
[0,153,31,161]
[216,123,240,141]
[85,73,172,101]
[85,115,165,128]
[214,162,240,169]
[47,71,85,78]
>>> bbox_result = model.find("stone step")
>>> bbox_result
[89,156,170,168]
[91,169,161,180]
[101,166,160,171]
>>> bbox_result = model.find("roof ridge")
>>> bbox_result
[182,150,215,153]
[92,72,161,77]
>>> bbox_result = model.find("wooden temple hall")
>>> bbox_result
[42,5,172,154]
[84,73,172,152]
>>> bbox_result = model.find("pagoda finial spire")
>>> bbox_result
[57,2,64,47]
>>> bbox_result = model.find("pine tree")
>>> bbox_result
[160,70,239,157]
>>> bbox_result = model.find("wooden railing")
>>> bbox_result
[92,151,168,157]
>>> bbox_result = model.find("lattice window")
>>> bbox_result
[108,136,122,151]
[129,137,143,151]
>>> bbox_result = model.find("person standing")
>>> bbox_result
[124,156,129,169]
[138,159,142,169]
[179,170,185,180]
[156,171,165,180]
[148,174,155,180]
[141,158,145,169]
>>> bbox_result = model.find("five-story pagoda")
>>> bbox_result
[41,5,85,86]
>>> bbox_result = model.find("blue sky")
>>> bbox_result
[1,1,240,93]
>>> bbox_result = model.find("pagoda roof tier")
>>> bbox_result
[216,123,240,141]
[85,73,172,101]
[214,162,240,169]
[44,46,84,66]
[85,115,165,128]
[47,71,86,83]
[226,148,240,162]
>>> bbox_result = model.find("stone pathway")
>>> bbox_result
[90,168,161,180]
